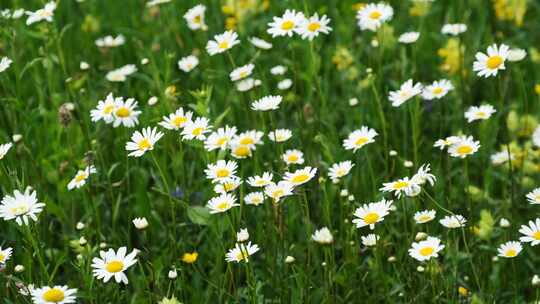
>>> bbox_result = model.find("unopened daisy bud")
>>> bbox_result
[76,222,85,230]
[141,58,149,65]
[349,241,355,246]
[387,256,396,262]
[415,232,427,241]
[349,98,359,106]
[12,134,22,143]
[366,68,373,74]
[499,218,510,228]
[371,39,379,47]
[404,160,413,168]
[80,61,90,70]
[14,265,24,273]
[168,268,178,279]
[389,150,398,156]
[79,236,87,245]
[340,189,349,197]
[76,254,83,261]
[532,275,540,286]
[165,85,177,98]
[348,195,355,201]
[389,205,397,211]
[99,242,107,248]
[132,217,149,230]
[416,266,425,272]
[147,96,158,106]
[285,256,295,263]
[458,286,468,297]
[507,48,526,62]
[492,256,498,262]
[321,262,327,267]
[236,228,249,242]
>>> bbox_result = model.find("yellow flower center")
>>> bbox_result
[106,260,124,273]
[192,127,203,136]
[419,246,434,256]
[291,174,309,184]
[239,71,248,78]
[369,11,382,20]
[533,231,540,240]
[432,87,443,94]
[418,215,432,222]
[456,145,473,155]
[216,169,230,178]
[281,20,294,30]
[172,116,187,127]
[255,180,267,186]
[239,137,254,145]
[193,15,201,24]
[115,107,130,118]
[218,41,229,50]
[216,137,228,146]
[251,197,262,205]
[272,189,284,199]
[138,138,152,150]
[10,203,29,216]
[234,146,250,157]
[355,137,369,146]
[336,168,347,177]
[363,212,380,224]
[0,253,4,262]
[43,288,65,303]
[103,104,115,114]
[505,249,517,257]
[223,182,235,191]
[475,111,486,118]
[486,55,503,69]
[393,181,409,190]
[287,154,299,162]
[236,251,247,261]
[217,202,230,211]
[308,22,321,32]
[75,173,87,182]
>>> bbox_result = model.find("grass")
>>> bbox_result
[1,0,540,303]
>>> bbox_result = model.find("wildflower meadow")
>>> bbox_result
[1,0,540,303]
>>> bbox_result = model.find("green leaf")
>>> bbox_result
[187,206,211,226]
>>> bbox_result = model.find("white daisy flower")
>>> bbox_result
[0,188,45,226]
[204,125,237,151]
[361,234,380,247]
[229,142,253,159]
[206,31,240,56]
[398,31,420,44]
[282,149,304,165]
[408,236,445,262]
[125,127,164,157]
[526,188,540,205]
[31,285,77,304]
[343,126,378,152]
[519,218,540,246]
[251,95,282,111]
[411,164,436,186]
[95,35,125,48]
[178,55,199,73]
[267,9,305,37]
[473,44,509,78]
[0,142,13,160]
[213,177,242,194]
[497,241,522,258]
[490,150,514,165]
[230,63,254,82]
[181,117,212,141]
[0,246,13,264]
[184,4,207,31]
[91,247,138,284]
[352,199,393,230]
[249,37,273,50]
[247,172,273,187]
[439,214,467,228]
[67,165,97,190]
[233,130,264,149]
[90,93,118,124]
[132,217,149,230]
[26,1,56,25]
[0,57,12,73]
[328,160,354,183]
[236,78,262,92]
[533,126,540,148]
[204,160,238,183]
[414,210,436,224]
[447,135,480,158]
[421,79,454,100]
[106,64,137,82]
[296,13,332,41]
[441,23,467,35]
[268,129,292,143]
[207,193,239,214]
[464,104,496,123]
[380,177,420,198]
[433,136,460,150]
[356,2,394,32]
[311,227,334,244]
[264,181,294,203]
[284,167,317,186]
[244,192,265,206]
[389,79,423,107]
[277,79,293,90]
[225,242,260,263]
[270,65,287,75]
[507,48,527,62]
[159,107,193,130]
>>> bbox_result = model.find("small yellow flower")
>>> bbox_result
[534,84,540,95]
[458,286,468,297]
[182,252,198,264]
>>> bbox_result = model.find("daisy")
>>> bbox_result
[206,31,240,56]
[284,167,317,186]
[352,199,393,230]
[249,37,273,50]
[408,236,445,262]
[233,130,264,149]
[0,57,12,73]
[282,149,304,165]
[433,136,460,150]
[214,177,242,194]
[343,127,378,152]
[490,150,514,165]
[159,107,193,130]
[132,217,148,229]
[389,79,423,107]
[91,247,138,284]
[270,65,287,75]
[67,165,97,190]
[0,142,13,160]
[207,193,239,214]
[497,241,522,258]
[533,126,540,148]
[0,246,12,264]
[26,1,56,25]
[236,78,262,92]
[411,164,436,186]
[178,55,199,72]
[473,44,510,78]
[519,218,540,245]
[361,234,380,247]
[251,95,282,111]
[328,160,354,183]
[204,126,237,151]
[146,0,172,7]
[125,127,164,157]
[439,214,467,228]
[229,142,253,159]
[268,129,292,143]
[464,104,496,123]
[441,23,467,36]
[414,210,436,224]
[95,35,125,48]
[267,9,305,37]
[244,192,265,206]
[507,48,526,62]
[204,160,238,183]
[90,93,118,124]
[296,13,332,41]
[380,177,420,198]
[277,79,293,90]
[312,227,334,244]
[264,181,295,203]
[106,64,137,82]
[181,117,212,141]
[356,2,394,32]
[526,188,540,205]
[230,64,254,82]
[447,136,480,158]
[31,285,77,304]
[247,172,273,187]
[225,242,260,263]
[184,4,207,31]
[0,188,45,226]
[421,79,454,100]
[398,31,420,44]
